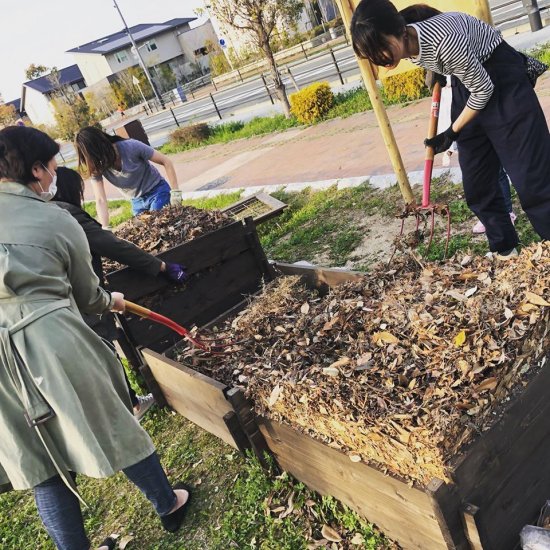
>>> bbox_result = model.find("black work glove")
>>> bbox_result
[425,71,447,92]
[424,126,459,155]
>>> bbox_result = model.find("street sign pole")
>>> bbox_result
[132,75,149,114]
[219,38,235,71]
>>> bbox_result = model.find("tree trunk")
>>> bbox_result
[261,43,291,118]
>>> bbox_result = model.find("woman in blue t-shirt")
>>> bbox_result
[75,126,181,228]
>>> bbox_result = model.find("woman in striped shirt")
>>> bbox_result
[350,0,550,256]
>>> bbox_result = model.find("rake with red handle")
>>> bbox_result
[124,300,236,354]
[399,81,451,256]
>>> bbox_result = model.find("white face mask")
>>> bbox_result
[39,165,58,201]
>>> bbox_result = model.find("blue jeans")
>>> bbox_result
[34,452,176,550]
[131,180,171,216]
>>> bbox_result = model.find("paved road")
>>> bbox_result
[140,45,360,143]
[58,45,361,165]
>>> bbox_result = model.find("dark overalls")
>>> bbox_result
[451,42,550,252]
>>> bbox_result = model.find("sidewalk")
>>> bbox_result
[166,71,550,198]
[89,34,550,202]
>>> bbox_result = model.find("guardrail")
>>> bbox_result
[491,0,550,30]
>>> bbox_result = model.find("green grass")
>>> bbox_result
[257,183,409,266]
[527,41,550,65]
[181,191,243,210]
[160,83,429,156]
[82,192,244,229]
[160,115,300,154]
[0,410,386,549]
[325,87,373,119]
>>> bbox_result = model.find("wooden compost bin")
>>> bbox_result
[110,239,550,550]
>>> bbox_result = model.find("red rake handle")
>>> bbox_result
[124,300,209,351]
[423,82,442,208]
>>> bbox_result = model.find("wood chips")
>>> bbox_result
[104,205,232,273]
[177,243,550,485]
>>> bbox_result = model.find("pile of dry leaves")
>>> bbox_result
[178,243,550,485]
[104,205,232,272]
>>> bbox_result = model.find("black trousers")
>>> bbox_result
[451,42,550,252]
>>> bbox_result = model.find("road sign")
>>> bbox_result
[219,38,227,48]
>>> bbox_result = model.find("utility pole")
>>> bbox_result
[112,0,165,109]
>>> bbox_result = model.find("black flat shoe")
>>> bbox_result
[98,536,117,549]
[161,483,192,533]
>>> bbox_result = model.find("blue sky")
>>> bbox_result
[0,0,206,102]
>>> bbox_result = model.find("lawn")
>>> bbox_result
[0,408,389,549]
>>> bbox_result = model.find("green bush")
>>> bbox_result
[382,67,428,103]
[169,123,211,148]
[290,82,334,124]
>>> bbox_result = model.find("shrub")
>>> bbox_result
[290,82,334,124]
[169,123,211,148]
[381,67,428,103]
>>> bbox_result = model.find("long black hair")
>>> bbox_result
[53,167,85,207]
[400,4,441,23]
[350,0,407,66]
[75,126,125,177]
[0,126,59,184]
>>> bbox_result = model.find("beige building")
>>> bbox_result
[67,18,219,92]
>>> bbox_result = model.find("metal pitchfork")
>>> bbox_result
[124,300,237,355]
[398,81,451,256]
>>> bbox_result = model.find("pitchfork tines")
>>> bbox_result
[398,81,451,257]
[124,300,237,355]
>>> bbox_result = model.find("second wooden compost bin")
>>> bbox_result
[107,220,550,550]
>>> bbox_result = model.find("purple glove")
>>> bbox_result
[165,263,187,284]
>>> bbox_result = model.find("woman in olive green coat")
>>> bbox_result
[0,126,191,550]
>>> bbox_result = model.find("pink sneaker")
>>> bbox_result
[473,212,516,235]
[472,219,485,234]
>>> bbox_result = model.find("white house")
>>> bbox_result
[20,65,87,126]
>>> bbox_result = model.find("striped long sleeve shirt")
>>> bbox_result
[408,12,503,111]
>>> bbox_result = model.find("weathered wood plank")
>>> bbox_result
[123,250,266,352]
[462,504,484,550]
[225,388,271,468]
[107,221,252,301]
[258,417,447,550]
[426,479,470,549]
[142,348,237,449]
[274,262,363,292]
[451,353,550,550]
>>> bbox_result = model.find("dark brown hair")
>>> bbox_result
[0,126,59,184]
[53,166,85,207]
[350,0,406,66]
[75,126,125,177]
[400,4,441,23]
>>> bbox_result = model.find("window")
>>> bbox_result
[115,50,128,63]
[145,40,158,52]
[194,47,208,57]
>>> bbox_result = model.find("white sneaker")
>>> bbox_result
[473,212,516,235]
[134,393,155,421]
[485,248,519,260]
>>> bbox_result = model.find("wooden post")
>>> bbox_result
[335,0,415,206]
[475,0,494,25]
[462,503,485,550]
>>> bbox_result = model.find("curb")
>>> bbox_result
[180,166,463,201]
